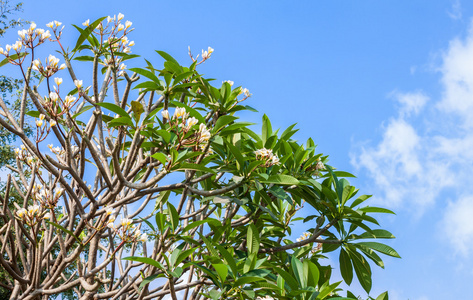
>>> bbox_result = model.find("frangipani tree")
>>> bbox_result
[0,15,399,300]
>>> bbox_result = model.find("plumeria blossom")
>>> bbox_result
[255,147,280,167]
[202,46,214,60]
[161,109,170,120]
[82,19,90,27]
[296,232,311,242]
[185,117,199,130]
[173,107,186,119]
[74,80,83,89]
[197,123,211,143]
[105,207,116,215]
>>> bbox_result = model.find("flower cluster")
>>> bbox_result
[161,107,211,148]
[254,148,280,167]
[108,216,148,243]
[33,185,63,207]
[32,54,66,77]
[16,205,50,226]
[296,232,311,242]
[85,13,135,71]
[14,145,40,167]
[201,46,214,60]
[0,22,51,59]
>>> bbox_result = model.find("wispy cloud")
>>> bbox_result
[448,0,462,20]
[351,19,473,254]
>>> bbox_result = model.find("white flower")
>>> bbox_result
[59,63,66,70]
[5,44,11,52]
[107,222,115,229]
[161,109,170,119]
[117,24,124,31]
[35,28,44,35]
[107,16,113,23]
[105,207,115,215]
[139,233,148,242]
[198,124,211,142]
[43,212,51,220]
[0,47,4,55]
[16,208,27,218]
[242,88,251,97]
[27,205,40,216]
[54,21,62,27]
[33,59,41,68]
[173,107,186,119]
[74,80,83,89]
[39,114,45,121]
[54,77,62,86]
[186,117,198,129]
[49,92,58,102]
[125,21,132,29]
[54,188,64,198]
[128,41,135,47]
[297,232,311,242]
[46,22,54,28]
[120,218,132,227]
[35,119,43,127]
[41,30,51,40]
[49,120,57,127]
[29,22,37,31]
[82,19,90,27]
[117,13,124,21]
[65,95,76,106]
[18,29,27,39]
[224,80,234,86]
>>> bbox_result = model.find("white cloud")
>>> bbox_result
[351,18,473,252]
[391,91,429,117]
[447,0,462,20]
[443,196,473,256]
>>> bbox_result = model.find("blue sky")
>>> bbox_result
[7,0,473,299]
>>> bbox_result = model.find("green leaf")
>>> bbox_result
[176,162,216,174]
[261,114,272,144]
[168,203,179,231]
[354,229,395,240]
[25,110,40,118]
[355,242,401,258]
[215,245,238,278]
[73,55,95,62]
[375,291,389,300]
[96,102,130,118]
[182,218,221,233]
[122,256,165,271]
[213,115,238,134]
[46,221,81,243]
[349,250,372,293]
[212,263,228,282]
[175,248,196,266]
[131,100,144,122]
[151,152,168,166]
[291,255,305,288]
[139,272,166,289]
[304,260,320,288]
[73,17,107,51]
[261,174,300,185]
[247,224,260,254]
[339,248,353,285]
[358,206,396,215]
[129,67,161,84]
[72,105,93,119]
[0,52,28,67]
[156,50,180,66]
